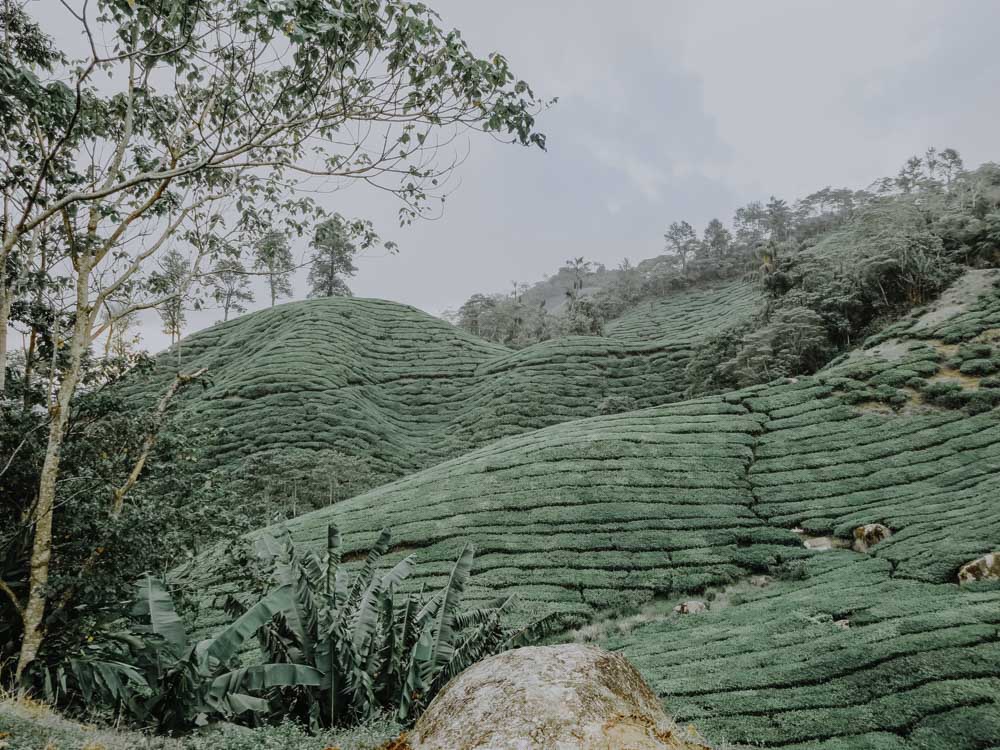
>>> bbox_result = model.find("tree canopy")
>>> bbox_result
[0,0,547,682]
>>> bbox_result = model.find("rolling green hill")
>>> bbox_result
[177,272,1000,748]
[130,282,758,479]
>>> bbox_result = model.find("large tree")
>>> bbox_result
[308,216,357,297]
[664,220,698,274]
[0,0,546,681]
[702,218,732,261]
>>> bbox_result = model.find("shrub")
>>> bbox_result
[872,385,908,407]
[246,525,552,728]
[871,368,915,388]
[183,718,402,750]
[964,390,1000,414]
[597,395,639,415]
[58,578,318,731]
[958,343,993,360]
[922,381,966,409]
[959,358,999,376]
[60,527,551,733]
[770,560,810,582]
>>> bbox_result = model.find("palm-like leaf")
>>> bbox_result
[131,575,188,658]
[202,584,294,666]
[343,528,391,616]
[67,657,150,706]
[428,543,475,674]
[397,627,433,723]
[380,554,417,590]
[206,663,323,714]
[273,544,318,663]
[325,524,342,598]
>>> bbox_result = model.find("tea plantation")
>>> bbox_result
[130,282,757,479]
[607,553,1000,749]
[603,279,756,343]
[177,273,1000,748]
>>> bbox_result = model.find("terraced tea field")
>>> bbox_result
[130,282,758,478]
[183,392,810,632]
[604,279,755,343]
[184,371,1000,744]
[608,553,1000,749]
[177,272,1000,747]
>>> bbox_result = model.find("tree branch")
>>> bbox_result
[111,367,208,516]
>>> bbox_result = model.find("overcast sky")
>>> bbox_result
[39,0,1000,352]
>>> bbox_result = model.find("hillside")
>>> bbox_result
[179,270,1000,748]
[129,282,757,479]
[604,279,755,343]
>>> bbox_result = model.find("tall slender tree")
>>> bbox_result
[254,231,295,307]
[154,249,195,363]
[664,221,697,274]
[308,218,357,298]
[703,218,733,261]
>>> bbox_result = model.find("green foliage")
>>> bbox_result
[959,357,999,375]
[0,357,241,675]
[60,577,319,731]
[694,306,835,390]
[123,294,764,488]
[253,231,296,307]
[458,149,983,395]
[606,554,1000,749]
[248,525,551,727]
[596,395,639,415]
[308,217,358,299]
[180,395,802,639]
[0,702,400,750]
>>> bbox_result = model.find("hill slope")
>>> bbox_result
[131,283,757,479]
[179,271,1000,748]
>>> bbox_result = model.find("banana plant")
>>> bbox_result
[61,575,323,730]
[252,524,553,728]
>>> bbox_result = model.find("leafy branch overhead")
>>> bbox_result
[0,0,549,682]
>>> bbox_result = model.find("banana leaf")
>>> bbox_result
[206,662,323,714]
[428,543,474,674]
[201,584,294,665]
[325,524,342,598]
[131,575,188,658]
[344,528,391,614]
[380,554,417,591]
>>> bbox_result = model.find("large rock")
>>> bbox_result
[408,644,710,750]
[958,552,1000,584]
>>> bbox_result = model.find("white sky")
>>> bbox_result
[26,0,1000,353]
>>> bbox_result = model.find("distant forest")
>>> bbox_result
[451,148,1000,389]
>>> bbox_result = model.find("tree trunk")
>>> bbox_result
[0,257,11,394]
[15,261,92,684]
[21,244,46,408]
[22,329,36,410]
[0,295,10,394]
